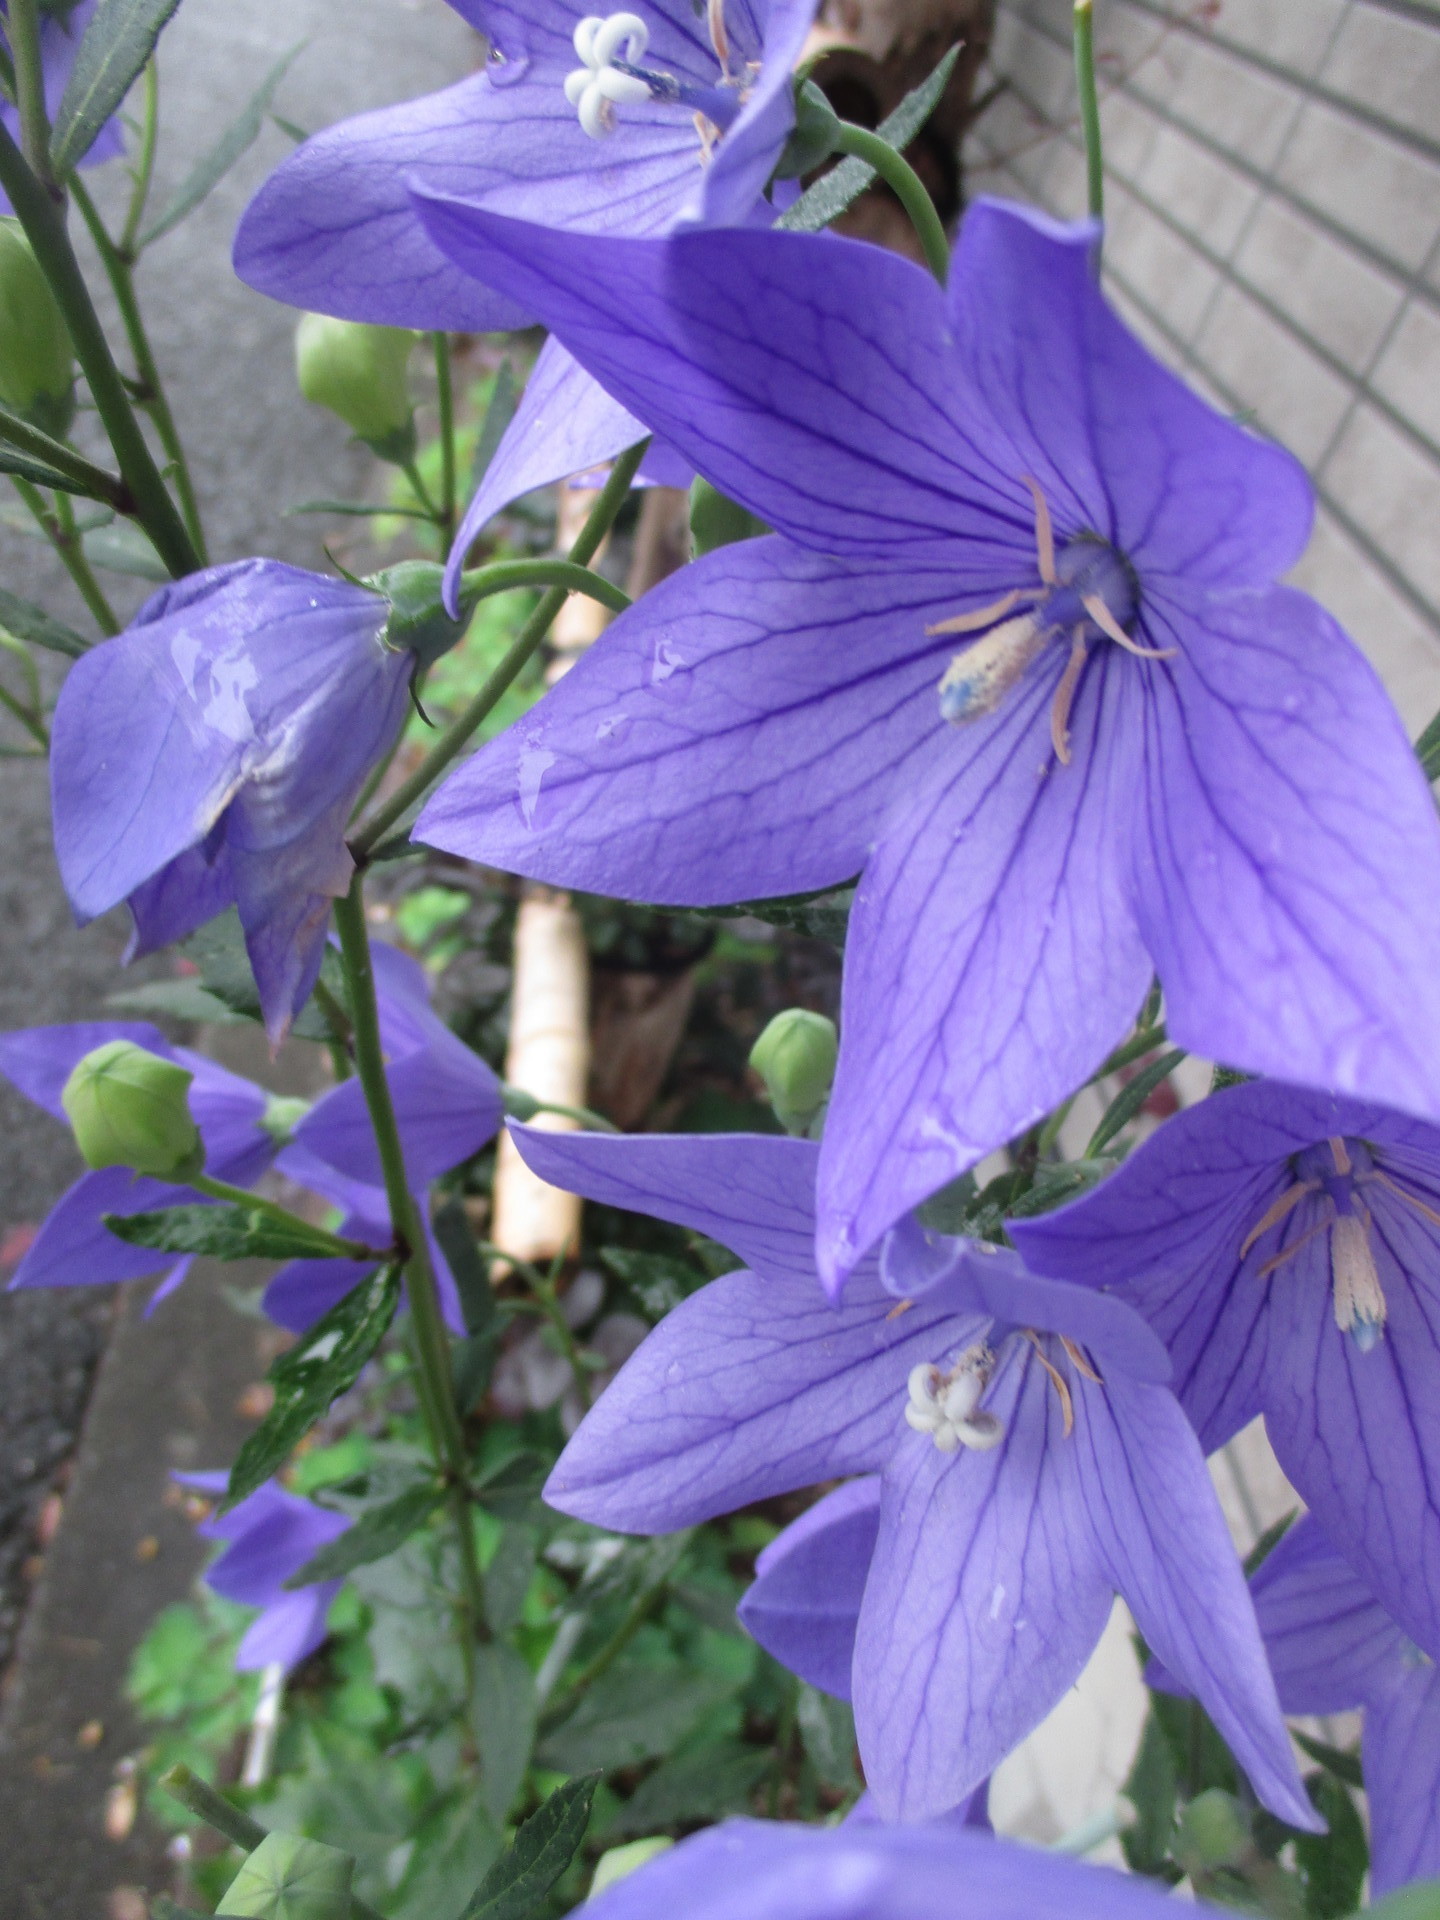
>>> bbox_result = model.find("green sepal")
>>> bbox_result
[216,1832,354,1920]
[372,558,470,666]
[773,76,841,181]
[689,476,768,558]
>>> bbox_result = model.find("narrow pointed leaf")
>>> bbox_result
[1086,1048,1188,1156]
[0,444,100,495]
[0,586,88,657]
[283,1481,443,1586]
[104,1203,355,1262]
[460,1772,598,1920]
[51,0,184,175]
[139,45,303,247]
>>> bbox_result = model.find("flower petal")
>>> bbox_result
[544,1260,969,1531]
[408,200,1035,569]
[0,1020,174,1119]
[234,1586,339,1673]
[1247,1515,1405,1714]
[816,654,1150,1287]
[1364,1660,1440,1896]
[8,1168,206,1290]
[293,1034,501,1190]
[1077,1374,1317,1829]
[738,1478,880,1698]
[948,201,1312,588]
[420,542,965,896]
[1132,583,1440,1120]
[852,1352,1112,1821]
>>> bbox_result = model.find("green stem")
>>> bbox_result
[0,676,48,749]
[831,121,949,284]
[401,456,440,522]
[333,876,488,1669]
[186,1172,384,1259]
[119,58,160,259]
[13,478,119,633]
[478,1240,592,1409]
[538,1572,673,1733]
[433,330,456,546]
[353,440,648,858]
[158,1765,388,1920]
[0,124,200,578]
[458,557,631,616]
[0,398,129,506]
[69,175,208,563]
[1074,0,1104,226]
[502,1088,621,1134]
[8,0,52,187]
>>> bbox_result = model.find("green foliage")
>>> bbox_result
[105,1203,354,1263]
[141,45,302,247]
[460,1773,599,1920]
[216,1832,355,1920]
[0,582,87,656]
[51,0,183,174]
[286,1484,446,1587]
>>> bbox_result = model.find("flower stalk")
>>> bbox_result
[830,121,949,284]
[7,0,53,188]
[433,329,457,545]
[12,475,119,634]
[1073,0,1104,226]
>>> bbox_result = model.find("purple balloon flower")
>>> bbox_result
[1013,1079,1440,1671]
[406,194,1440,1292]
[512,1122,1312,1828]
[234,0,812,544]
[1154,1514,1440,1896]
[177,1470,351,1673]
[50,561,413,1043]
[582,1817,1203,1920]
[264,938,503,1333]
[0,1018,278,1309]
[0,2,124,210]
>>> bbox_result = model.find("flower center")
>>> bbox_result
[929,478,1169,766]
[905,1344,1002,1453]
[564,9,746,141]
[1238,1134,1421,1352]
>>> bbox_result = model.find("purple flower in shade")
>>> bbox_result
[1012,1080,1440,1672]
[0,2,124,209]
[233,0,813,552]
[263,938,503,1334]
[1151,1514,1440,1897]
[583,1817,1208,1920]
[509,1122,1313,1828]
[0,1018,278,1310]
[49,561,413,1043]
[176,1471,351,1672]
[405,194,1440,1295]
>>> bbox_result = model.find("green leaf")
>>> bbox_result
[1292,1730,1363,1790]
[607,1738,768,1838]
[51,0,183,176]
[286,498,433,520]
[1244,1508,1299,1577]
[0,584,87,657]
[107,977,247,1024]
[225,1265,401,1506]
[460,1773,598,1920]
[471,1450,547,1521]
[1417,706,1440,784]
[687,884,854,947]
[470,360,518,490]
[598,1246,702,1323]
[81,518,168,580]
[470,1640,537,1826]
[1294,1772,1367,1918]
[434,1198,495,1340]
[1368,1883,1440,1920]
[779,44,961,235]
[216,1832,354,1920]
[482,1523,537,1635]
[284,1483,444,1587]
[537,1663,733,1774]
[796,1684,856,1789]
[1086,1048,1188,1156]
[1006,1158,1112,1221]
[139,45,302,246]
[103,1202,354,1263]
[0,442,95,493]
[180,908,349,1041]
[1119,1712,1179,1879]
[391,1786,501,1920]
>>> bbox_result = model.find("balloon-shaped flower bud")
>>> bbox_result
[774,75,841,180]
[294,313,415,462]
[1173,1789,1252,1877]
[749,1009,838,1138]
[61,1040,203,1179]
[371,559,469,667]
[217,1832,354,1920]
[0,217,75,437]
[689,476,767,558]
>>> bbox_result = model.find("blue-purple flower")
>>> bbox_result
[1012,1078,1440,1671]
[1153,1514,1440,1896]
[177,1471,351,1673]
[405,194,1440,1292]
[582,1816,1204,1920]
[234,0,813,541]
[49,561,414,1042]
[512,1122,1312,1827]
[0,2,123,210]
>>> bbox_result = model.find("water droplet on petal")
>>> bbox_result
[517,744,556,828]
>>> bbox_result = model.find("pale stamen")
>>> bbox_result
[926,587,1031,638]
[1025,1331,1075,1437]
[1256,1216,1332,1279]
[1331,1209,1387,1350]
[708,0,730,70]
[1024,475,1057,586]
[905,1347,1003,1453]
[1372,1168,1440,1230]
[1050,631,1088,766]
[937,613,1049,726]
[1330,1135,1353,1177]
[1240,1180,1318,1258]
[1059,1335,1103,1384]
[1081,592,1176,660]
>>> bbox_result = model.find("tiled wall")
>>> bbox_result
[965,0,1440,729]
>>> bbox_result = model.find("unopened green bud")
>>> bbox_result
[749,1008,838,1138]
[0,218,75,437]
[369,559,468,666]
[1174,1788,1252,1876]
[774,76,842,180]
[295,313,415,461]
[261,1093,311,1146]
[689,477,768,558]
[61,1041,203,1179]
[217,1833,354,1920]
[589,1837,674,1900]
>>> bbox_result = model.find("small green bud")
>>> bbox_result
[294,313,416,461]
[61,1041,203,1179]
[749,1008,838,1138]
[261,1093,311,1146]
[774,76,842,180]
[217,1833,354,1920]
[0,217,75,437]
[369,559,469,666]
[589,1837,674,1900]
[689,477,768,559]
[1174,1788,1252,1876]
